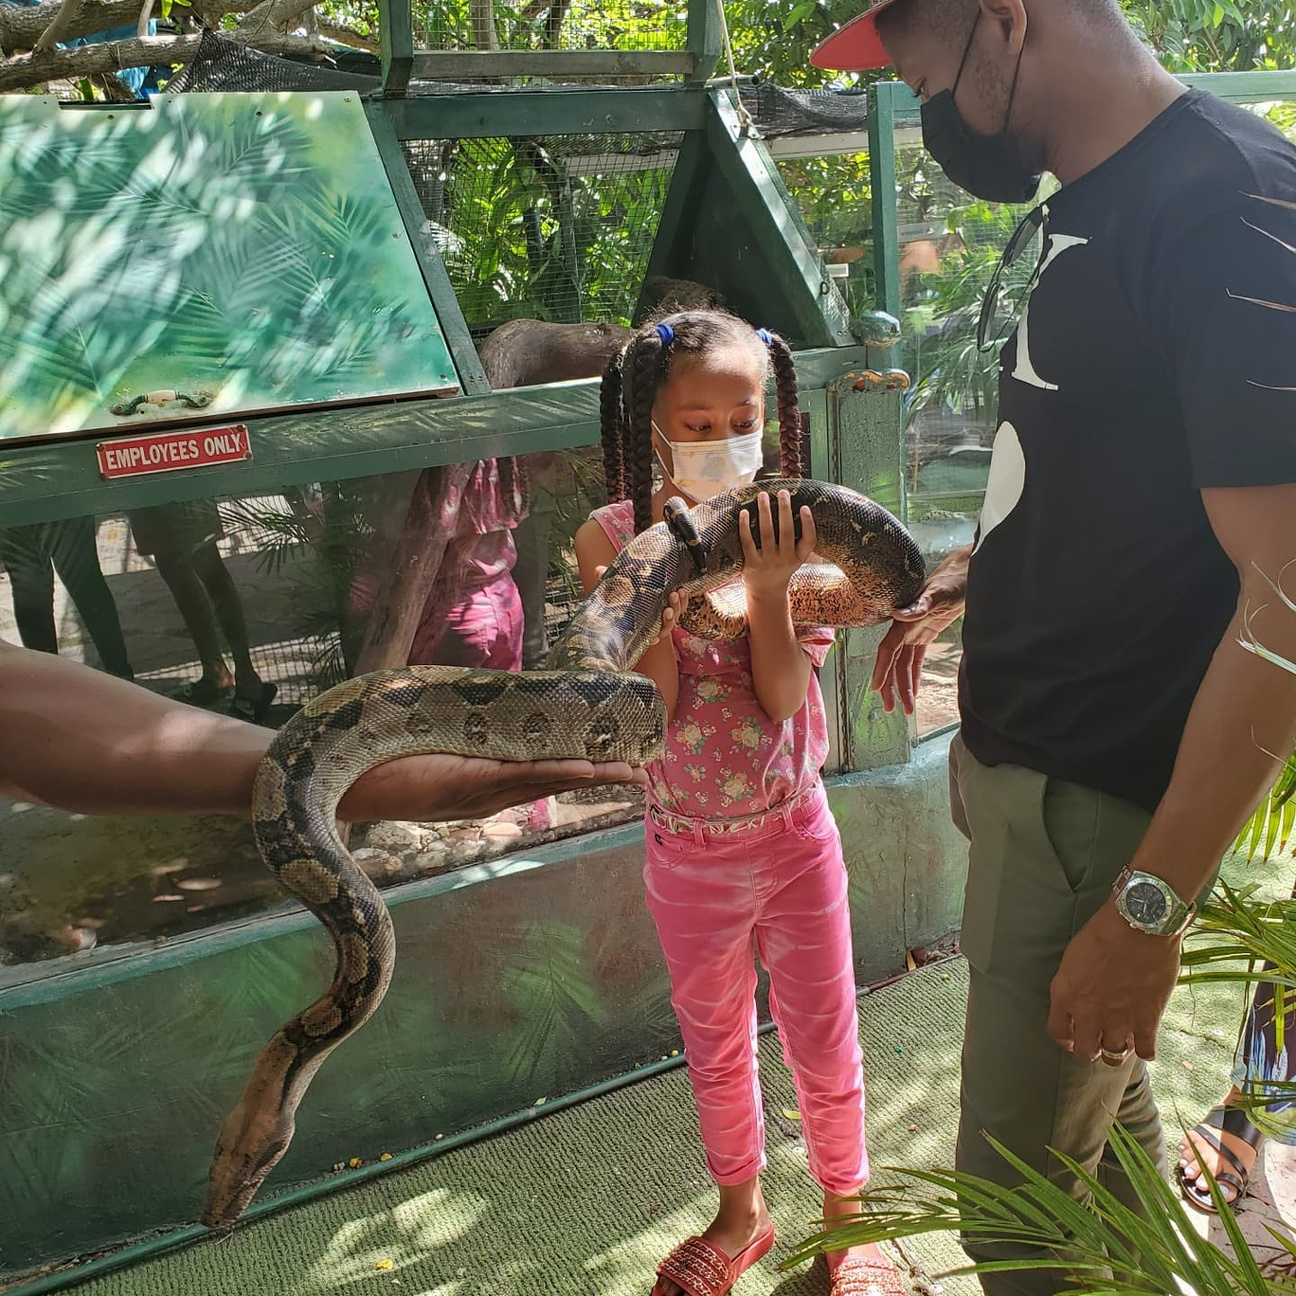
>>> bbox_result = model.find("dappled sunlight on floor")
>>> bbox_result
[68,952,1272,1296]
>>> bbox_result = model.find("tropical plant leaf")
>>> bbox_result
[785,1124,1296,1293]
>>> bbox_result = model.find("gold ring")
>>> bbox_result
[1100,1046,1131,1063]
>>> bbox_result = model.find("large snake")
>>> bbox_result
[202,479,925,1227]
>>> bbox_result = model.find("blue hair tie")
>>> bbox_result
[655,323,675,346]
[756,328,774,347]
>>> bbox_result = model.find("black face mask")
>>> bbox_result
[920,11,1041,205]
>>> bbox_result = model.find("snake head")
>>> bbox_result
[850,310,902,349]
[201,1097,295,1228]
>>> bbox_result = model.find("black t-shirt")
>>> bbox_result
[959,88,1296,814]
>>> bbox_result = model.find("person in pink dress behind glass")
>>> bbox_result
[574,312,905,1296]
[407,457,555,832]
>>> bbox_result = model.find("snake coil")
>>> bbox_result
[201,479,924,1227]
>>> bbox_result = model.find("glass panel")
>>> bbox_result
[403,132,684,336]
[893,125,1046,737]
[0,450,647,966]
[776,149,877,322]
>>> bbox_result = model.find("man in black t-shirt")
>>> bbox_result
[815,0,1296,1289]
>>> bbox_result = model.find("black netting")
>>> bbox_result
[739,81,870,137]
[165,30,379,93]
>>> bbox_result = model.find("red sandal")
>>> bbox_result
[828,1255,909,1295]
[655,1222,776,1296]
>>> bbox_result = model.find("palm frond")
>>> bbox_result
[785,1125,1296,1294]
[1180,880,1296,991]
[1235,752,1296,863]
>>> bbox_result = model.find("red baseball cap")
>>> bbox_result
[810,0,903,71]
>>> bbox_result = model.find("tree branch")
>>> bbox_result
[233,0,315,41]
[0,28,333,92]
[317,20,376,51]
[0,0,238,54]
[469,0,496,51]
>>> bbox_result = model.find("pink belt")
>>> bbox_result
[647,782,821,840]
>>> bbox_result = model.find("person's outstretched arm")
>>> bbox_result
[0,641,646,820]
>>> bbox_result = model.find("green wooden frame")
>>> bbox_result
[377,0,722,95]
[382,87,708,140]
[0,349,874,526]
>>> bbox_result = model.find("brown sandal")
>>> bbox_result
[829,1256,910,1295]
[655,1222,776,1296]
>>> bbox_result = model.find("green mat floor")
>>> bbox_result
[63,956,1249,1296]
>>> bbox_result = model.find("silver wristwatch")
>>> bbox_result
[1112,866,1195,937]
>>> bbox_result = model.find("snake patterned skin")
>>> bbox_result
[201,478,925,1227]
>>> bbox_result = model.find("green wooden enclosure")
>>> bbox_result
[2,5,1290,1282]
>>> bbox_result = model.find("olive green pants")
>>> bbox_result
[948,734,1166,1296]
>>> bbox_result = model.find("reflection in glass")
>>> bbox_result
[0,453,648,967]
[0,518,133,678]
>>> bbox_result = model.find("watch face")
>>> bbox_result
[1125,880,1168,926]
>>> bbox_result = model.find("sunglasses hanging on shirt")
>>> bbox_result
[976,203,1046,353]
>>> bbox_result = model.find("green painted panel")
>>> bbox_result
[0,349,873,523]
[0,94,458,445]
[876,69,1296,123]
[1180,69,1296,101]
[0,751,964,1278]
[381,88,708,141]
[650,93,850,349]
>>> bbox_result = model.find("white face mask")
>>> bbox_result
[653,422,764,502]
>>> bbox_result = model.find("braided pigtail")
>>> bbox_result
[762,330,803,479]
[599,354,627,503]
[625,332,667,535]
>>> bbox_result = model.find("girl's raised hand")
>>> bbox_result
[739,489,816,604]
[652,590,683,645]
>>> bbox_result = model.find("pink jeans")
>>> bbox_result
[644,783,869,1196]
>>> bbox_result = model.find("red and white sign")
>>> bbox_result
[95,425,253,480]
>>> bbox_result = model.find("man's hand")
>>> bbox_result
[0,641,648,820]
[1046,903,1181,1064]
[872,544,971,715]
[338,753,648,824]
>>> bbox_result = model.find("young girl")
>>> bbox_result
[574,311,904,1296]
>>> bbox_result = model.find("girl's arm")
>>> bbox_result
[741,491,818,724]
[574,519,681,720]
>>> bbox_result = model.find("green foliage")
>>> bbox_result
[1236,753,1296,864]
[327,0,1294,83]
[1123,0,1296,73]
[786,1124,1296,1293]
[430,136,673,329]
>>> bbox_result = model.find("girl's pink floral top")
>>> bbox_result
[592,500,835,823]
